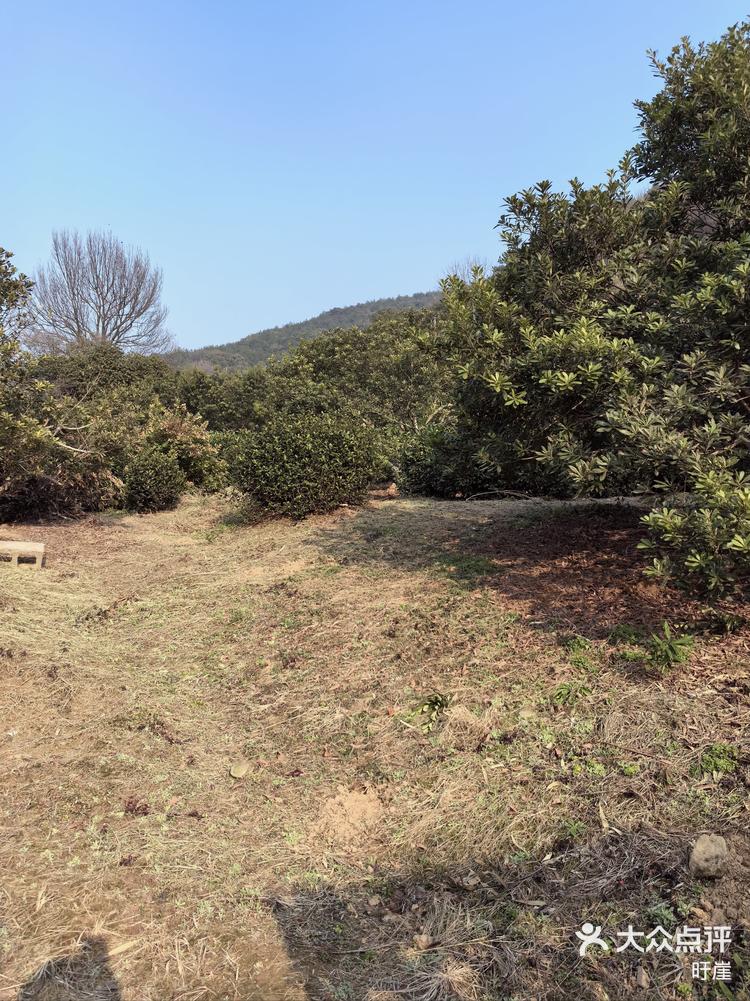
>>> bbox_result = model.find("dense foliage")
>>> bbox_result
[124,446,187,513]
[0,251,118,519]
[1,292,221,518]
[0,248,33,331]
[1,297,445,520]
[228,414,378,518]
[431,20,750,595]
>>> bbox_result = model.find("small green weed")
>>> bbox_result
[561,818,587,840]
[648,622,693,671]
[698,743,738,776]
[571,757,606,777]
[563,634,592,654]
[551,680,592,707]
[416,692,450,732]
[619,761,640,777]
[617,647,646,664]
[646,900,677,929]
[570,652,597,672]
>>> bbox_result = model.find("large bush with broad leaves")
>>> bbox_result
[436,20,750,596]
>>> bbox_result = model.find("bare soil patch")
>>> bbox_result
[311,787,384,854]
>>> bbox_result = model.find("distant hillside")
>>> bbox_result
[167,291,441,370]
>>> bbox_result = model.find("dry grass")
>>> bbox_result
[1,494,749,1000]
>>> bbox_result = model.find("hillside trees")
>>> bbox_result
[258,312,451,439]
[175,309,448,430]
[174,309,453,488]
[0,251,115,516]
[36,342,179,403]
[179,311,451,512]
[166,292,442,369]
[3,300,445,520]
[0,330,118,519]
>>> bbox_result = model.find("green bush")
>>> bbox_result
[124,447,187,513]
[399,425,492,498]
[34,343,178,403]
[229,414,377,518]
[0,314,121,519]
[143,403,227,490]
[0,371,121,520]
[211,430,253,483]
[640,471,750,595]
[646,621,694,671]
[0,438,119,520]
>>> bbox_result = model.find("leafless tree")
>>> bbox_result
[27,230,173,354]
[446,255,493,282]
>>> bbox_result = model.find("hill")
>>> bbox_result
[168,290,442,370]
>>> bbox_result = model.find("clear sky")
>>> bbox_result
[4,1,744,350]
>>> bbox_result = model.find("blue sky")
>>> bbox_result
[4,1,744,350]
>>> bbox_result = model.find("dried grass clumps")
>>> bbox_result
[374,898,514,1001]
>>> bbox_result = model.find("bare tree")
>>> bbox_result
[27,230,173,354]
[446,255,493,282]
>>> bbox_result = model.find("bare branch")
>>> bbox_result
[26,230,174,355]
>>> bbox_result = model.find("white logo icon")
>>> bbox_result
[576,922,610,957]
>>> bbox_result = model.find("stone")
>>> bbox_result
[0,540,45,570]
[689,834,729,879]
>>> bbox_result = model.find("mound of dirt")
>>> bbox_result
[312,787,383,850]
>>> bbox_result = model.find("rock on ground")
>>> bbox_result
[689,834,729,879]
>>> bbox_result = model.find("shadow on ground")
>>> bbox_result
[17,936,121,1001]
[269,828,735,1001]
[310,499,700,639]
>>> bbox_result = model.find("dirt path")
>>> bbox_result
[1,496,749,1000]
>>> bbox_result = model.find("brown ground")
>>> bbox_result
[1,494,749,1000]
